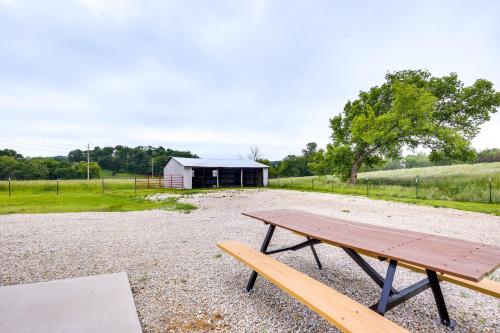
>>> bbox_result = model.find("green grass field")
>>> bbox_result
[269,162,500,215]
[2,162,500,215]
[0,179,196,214]
[100,169,142,178]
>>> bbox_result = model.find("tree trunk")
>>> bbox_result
[350,157,362,184]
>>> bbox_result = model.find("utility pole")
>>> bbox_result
[87,143,90,181]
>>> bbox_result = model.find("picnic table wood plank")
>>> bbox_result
[292,231,500,298]
[346,247,500,298]
[243,209,500,282]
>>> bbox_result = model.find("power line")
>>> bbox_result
[87,143,90,181]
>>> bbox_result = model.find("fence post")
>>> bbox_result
[147,176,150,189]
[489,177,492,204]
[415,176,419,199]
[101,177,104,194]
[8,177,11,196]
[158,176,161,189]
[57,178,59,196]
[331,178,333,192]
[277,175,280,187]
[134,177,137,194]
[366,178,369,195]
[290,177,292,189]
[311,178,314,190]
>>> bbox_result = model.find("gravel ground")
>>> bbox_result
[1,189,499,332]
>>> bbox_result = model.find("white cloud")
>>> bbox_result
[77,0,137,22]
[0,1,499,159]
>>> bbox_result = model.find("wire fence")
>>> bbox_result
[269,175,499,204]
[0,176,184,196]
[1,174,498,204]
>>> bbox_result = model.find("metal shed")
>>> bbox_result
[163,157,269,189]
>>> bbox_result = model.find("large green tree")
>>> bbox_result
[328,70,500,183]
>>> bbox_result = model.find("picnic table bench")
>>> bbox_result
[218,209,500,332]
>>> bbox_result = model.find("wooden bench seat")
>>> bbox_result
[218,240,408,333]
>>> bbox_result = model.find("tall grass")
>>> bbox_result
[269,162,500,204]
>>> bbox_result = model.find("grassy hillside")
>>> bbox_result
[359,162,500,180]
[269,162,500,215]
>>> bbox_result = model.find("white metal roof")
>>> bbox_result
[169,157,269,168]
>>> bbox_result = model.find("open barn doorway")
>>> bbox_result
[191,167,263,188]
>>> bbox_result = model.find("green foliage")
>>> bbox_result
[0,153,101,180]
[0,149,23,159]
[328,70,500,183]
[256,158,278,178]
[274,142,326,177]
[277,155,310,177]
[403,153,432,169]
[307,149,330,175]
[477,148,500,163]
[81,145,197,176]
[0,145,198,180]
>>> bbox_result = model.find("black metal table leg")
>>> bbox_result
[307,236,323,269]
[343,248,398,295]
[370,277,430,312]
[376,259,398,315]
[246,224,276,291]
[426,269,456,328]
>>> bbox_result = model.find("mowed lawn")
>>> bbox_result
[0,179,195,214]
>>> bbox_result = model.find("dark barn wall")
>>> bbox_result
[242,168,262,186]
[191,167,263,188]
[192,168,217,188]
[218,168,241,187]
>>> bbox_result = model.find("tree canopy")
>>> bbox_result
[327,70,500,183]
[0,145,197,180]
[69,145,197,176]
[0,152,100,180]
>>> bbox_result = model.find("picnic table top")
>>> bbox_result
[243,209,500,282]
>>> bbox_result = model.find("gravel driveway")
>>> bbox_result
[1,189,499,332]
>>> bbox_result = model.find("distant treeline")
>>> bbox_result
[68,146,197,176]
[3,143,499,180]
[0,149,100,180]
[267,144,500,177]
[0,146,197,180]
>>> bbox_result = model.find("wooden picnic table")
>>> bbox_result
[243,209,500,328]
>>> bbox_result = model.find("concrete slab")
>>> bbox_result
[0,272,142,333]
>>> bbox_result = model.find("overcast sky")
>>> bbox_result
[1,0,499,160]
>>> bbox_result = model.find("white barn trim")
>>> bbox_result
[163,157,269,190]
